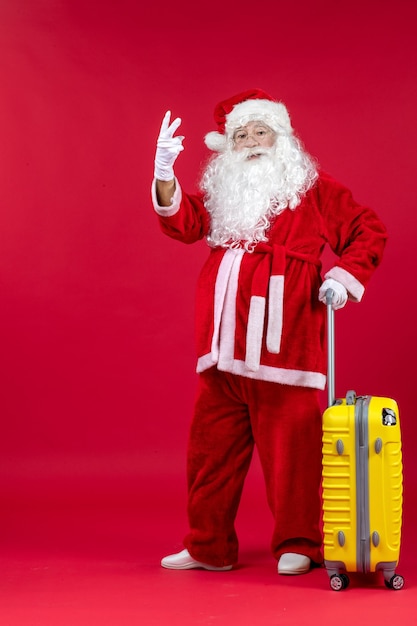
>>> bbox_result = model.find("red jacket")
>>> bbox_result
[152,172,387,389]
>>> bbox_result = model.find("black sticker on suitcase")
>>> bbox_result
[382,407,397,426]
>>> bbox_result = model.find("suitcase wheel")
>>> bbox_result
[330,573,350,591]
[384,574,405,590]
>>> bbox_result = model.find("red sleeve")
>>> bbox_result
[316,172,388,290]
[157,190,210,245]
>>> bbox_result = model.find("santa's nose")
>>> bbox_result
[243,135,259,147]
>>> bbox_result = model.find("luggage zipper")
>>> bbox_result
[356,396,371,573]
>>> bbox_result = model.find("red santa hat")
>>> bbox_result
[204,88,293,152]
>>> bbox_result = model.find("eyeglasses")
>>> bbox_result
[233,125,275,146]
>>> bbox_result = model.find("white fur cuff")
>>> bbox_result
[151,177,182,217]
[324,266,365,302]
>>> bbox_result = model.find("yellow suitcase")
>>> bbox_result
[322,291,404,591]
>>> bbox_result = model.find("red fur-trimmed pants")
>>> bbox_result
[183,367,323,567]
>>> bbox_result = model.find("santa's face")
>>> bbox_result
[200,121,318,251]
[232,121,276,157]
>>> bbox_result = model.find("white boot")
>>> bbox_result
[277,552,311,575]
[161,548,233,571]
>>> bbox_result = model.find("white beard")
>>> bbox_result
[200,134,318,251]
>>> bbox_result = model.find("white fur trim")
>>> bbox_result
[197,353,326,389]
[245,296,266,371]
[226,99,292,135]
[266,275,284,354]
[196,353,218,372]
[204,131,228,152]
[324,266,365,302]
[217,250,244,371]
[151,177,182,217]
[211,249,244,361]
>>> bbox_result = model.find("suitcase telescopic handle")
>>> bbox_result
[325,288,336,407]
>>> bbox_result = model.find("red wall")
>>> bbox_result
[0,0,415,544]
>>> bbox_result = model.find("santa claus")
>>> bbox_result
[151,89,387,575]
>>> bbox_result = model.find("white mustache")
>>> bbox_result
[239,146,272,160]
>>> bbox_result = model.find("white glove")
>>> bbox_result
[319,278,348,310]
[154,111,184,181]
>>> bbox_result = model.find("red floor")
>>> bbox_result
[1,457,416,625]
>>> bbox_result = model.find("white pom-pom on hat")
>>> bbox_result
[204,131,228,152]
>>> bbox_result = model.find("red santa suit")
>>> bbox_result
[152,90,387,569]
[152,171,386,567]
